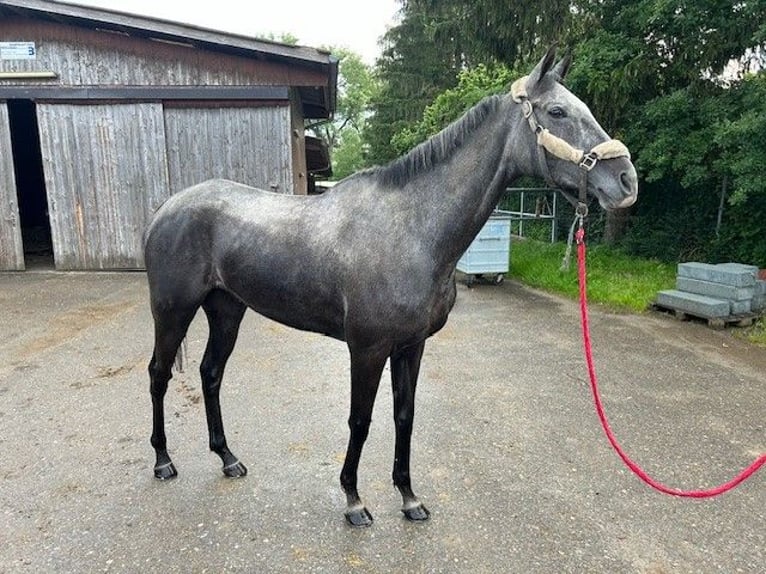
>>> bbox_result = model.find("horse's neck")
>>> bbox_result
[403,99,522,265]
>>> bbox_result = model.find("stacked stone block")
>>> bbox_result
[656,262,766,320]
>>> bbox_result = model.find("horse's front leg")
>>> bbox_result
[340,343,389,527]
[390,341,430,521]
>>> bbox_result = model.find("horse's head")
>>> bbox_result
[511,47,638,211]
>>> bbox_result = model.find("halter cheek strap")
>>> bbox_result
[511,76,631,215]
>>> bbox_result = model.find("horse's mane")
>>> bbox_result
[351,95,503,188]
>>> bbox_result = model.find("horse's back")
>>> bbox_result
[145,178,299,253]
[143,179,349,335]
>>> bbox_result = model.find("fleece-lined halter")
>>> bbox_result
[511,76,630,215]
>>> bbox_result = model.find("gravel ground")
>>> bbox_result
[0,271,763,573]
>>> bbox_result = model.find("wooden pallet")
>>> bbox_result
[650,302,759,329]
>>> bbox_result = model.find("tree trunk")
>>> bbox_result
[715,176,728,239]
[602,207,631,245]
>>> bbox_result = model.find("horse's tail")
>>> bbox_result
[174,338,188,373]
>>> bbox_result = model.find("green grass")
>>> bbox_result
[737,318,766,347]
[508,237,677,313]
[509,237,766,346]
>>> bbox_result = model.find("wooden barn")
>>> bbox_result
[0,0,337,271]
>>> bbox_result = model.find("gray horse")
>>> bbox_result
[144,46,638,527]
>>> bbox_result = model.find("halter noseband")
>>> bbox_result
[511,76,630,216]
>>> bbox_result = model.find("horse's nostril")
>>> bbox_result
[620,170,637,196]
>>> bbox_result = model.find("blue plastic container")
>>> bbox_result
[457,211,511,285]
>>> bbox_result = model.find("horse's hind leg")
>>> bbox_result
[390,341,430,521]
[200,289,247,477]
[149,306,198,480]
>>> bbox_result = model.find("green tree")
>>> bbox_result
[364,5,464,165]
[309,48,378,180]
[568,0,766,123]
[367,0,766,261]
[404,0,576,66]
[624,73,766,264]
[390,64,517,154]
[563,1,766,252]
[715,73,766,206]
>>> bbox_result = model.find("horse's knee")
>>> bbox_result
[199,361,222,394]
[348,416,372,439]
[394,410,414,433]
[148,360,172,398]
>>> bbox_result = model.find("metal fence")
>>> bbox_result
[498,187,561,243]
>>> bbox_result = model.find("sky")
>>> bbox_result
[62,0,401,64]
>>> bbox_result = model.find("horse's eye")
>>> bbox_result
[548,106,567,119]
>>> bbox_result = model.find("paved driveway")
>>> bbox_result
[0,271,763,573]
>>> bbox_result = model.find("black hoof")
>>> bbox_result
[402,503,430,522]
[345,506,374,528]
[154,461,178,480]
[222,460,248,478]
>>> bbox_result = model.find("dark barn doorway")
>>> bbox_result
[8,99,53,268]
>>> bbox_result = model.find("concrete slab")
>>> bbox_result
[730,299,752,314]
[0,272,764,573]
[676,277,754,302]
[656,289,731,318]
[754,281,766,311]
[678,262,756,287]
[716,262,759,274]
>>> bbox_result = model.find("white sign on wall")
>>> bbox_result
[0,42,37,60]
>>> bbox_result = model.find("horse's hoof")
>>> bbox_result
[402,503,430,522]
[154,461,178,480]
[222,460,248,478]
[345,506,374,528]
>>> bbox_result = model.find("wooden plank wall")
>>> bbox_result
[0,17,319,270]
[0,103,24,270]
[164,105,293,194]
[0,20,327,88]
[289,88,308,195]
[37,102,171,270]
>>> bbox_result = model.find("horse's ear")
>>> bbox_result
[526,45,557,92]
[551,50,572,81]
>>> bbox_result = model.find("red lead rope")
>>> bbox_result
[575,226,765,497]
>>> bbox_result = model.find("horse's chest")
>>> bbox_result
[385,273,456,339]
[425,276,457,335]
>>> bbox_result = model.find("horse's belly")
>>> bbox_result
[256,302,346,341]
[225,278,346,341]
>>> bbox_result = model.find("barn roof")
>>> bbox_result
[0,0,338,118]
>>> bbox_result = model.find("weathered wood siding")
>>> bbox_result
[164,105,293,194]
[0,103,24,270]
[0,19,327,88]
[37,102,170,270]
[0,12,333,270]
[290,89,308,195]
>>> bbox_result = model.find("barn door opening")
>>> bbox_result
[8,99,53,269]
